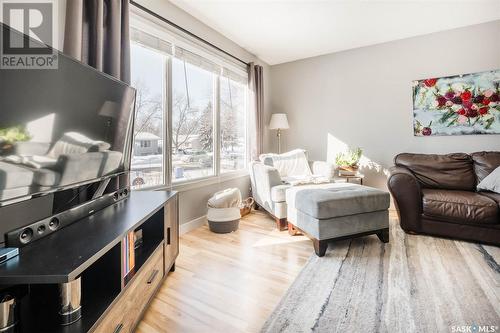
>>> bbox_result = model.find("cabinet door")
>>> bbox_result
[164,194,179,272]
[93,244,164,333]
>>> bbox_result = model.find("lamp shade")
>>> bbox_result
[269,113,289,130]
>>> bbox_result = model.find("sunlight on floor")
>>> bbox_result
[251,233,308,247]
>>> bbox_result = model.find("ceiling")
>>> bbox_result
[169,0,500,65]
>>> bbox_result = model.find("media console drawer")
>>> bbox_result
[93,243,164,333]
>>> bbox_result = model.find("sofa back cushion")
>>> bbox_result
[394,153,476,191]
[471,151,500,183]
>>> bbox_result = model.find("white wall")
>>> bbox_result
[135,0,271,226]
[269,20,500,191]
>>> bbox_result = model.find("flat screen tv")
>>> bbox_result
[0,24,136,211]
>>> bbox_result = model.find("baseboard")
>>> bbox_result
[180,215,207,235]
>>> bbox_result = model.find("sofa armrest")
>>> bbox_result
[387,166,423,233]
[311,161,335,179]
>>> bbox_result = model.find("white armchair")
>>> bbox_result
[249,150,335,230]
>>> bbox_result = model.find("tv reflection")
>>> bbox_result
[0,115,122,203]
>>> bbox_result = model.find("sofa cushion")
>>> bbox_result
[477,166,500,194]
[472,151,500,183]
[395,153,476,191]
[480,191,500,206]
[422,189,498,225]
[295,184,390,219]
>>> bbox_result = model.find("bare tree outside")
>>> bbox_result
[171,93,212,152]
[133,79,163,138]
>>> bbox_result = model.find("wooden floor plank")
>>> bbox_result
[136,211,311,333]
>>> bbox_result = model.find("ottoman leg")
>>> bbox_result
[377,228,390,243]
[287,222,302,236]
[313,239,328,257]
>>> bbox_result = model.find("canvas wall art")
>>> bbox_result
[412,69,500,136]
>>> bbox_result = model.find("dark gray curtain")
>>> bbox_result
[64,0,131,84]
[248,63,264,160]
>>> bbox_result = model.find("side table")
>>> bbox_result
[334,174,365,185]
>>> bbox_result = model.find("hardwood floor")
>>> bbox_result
[136,211,312,333]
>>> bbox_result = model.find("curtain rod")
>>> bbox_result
[130,1,249,67]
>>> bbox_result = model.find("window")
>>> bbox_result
[130,17,248,189]
[171,58,214,182]
[130,43,167,188]
[220,73,247,173]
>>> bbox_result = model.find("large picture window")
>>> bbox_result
[220,73,247,173]
[130,21,248,189]
[130,43,167,188]
[171,58,215,182]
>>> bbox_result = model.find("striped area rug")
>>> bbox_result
[262,220,500,333]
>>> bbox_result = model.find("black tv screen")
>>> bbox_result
[0,25,136,206]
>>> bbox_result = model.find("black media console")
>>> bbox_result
[0,190,179,332]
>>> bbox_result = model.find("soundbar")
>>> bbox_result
[6,188,129,248]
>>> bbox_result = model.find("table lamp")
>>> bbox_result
[269,113,289,154]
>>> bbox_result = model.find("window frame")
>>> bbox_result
[130,11,249,191]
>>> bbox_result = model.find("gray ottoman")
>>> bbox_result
[294,184,390,257]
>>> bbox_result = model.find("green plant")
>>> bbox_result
[0,126,31,144]
[335,147,363,167]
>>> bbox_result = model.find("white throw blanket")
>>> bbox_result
[282,175,331,186]
[261,149,311,177]
[260,149,330,185]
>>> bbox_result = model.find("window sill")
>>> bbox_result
[136,170,249,193]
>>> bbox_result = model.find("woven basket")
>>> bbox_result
[240,197,254,217]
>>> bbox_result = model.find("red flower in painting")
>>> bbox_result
[423,78,437,87]
[490,93,499,102]
[473,95,484,103]
[422,127,432,136]
[444,91,455,100]
[462,100,473,109]
[460,90,472,101]
[466,109,478,118]
[482,98,490,105]
[479,107,489,115]
[457,108,466,116]
[436,95,447,106]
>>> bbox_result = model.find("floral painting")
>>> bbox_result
[412,70,500,136]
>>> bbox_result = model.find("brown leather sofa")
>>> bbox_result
[388,151,500,245]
